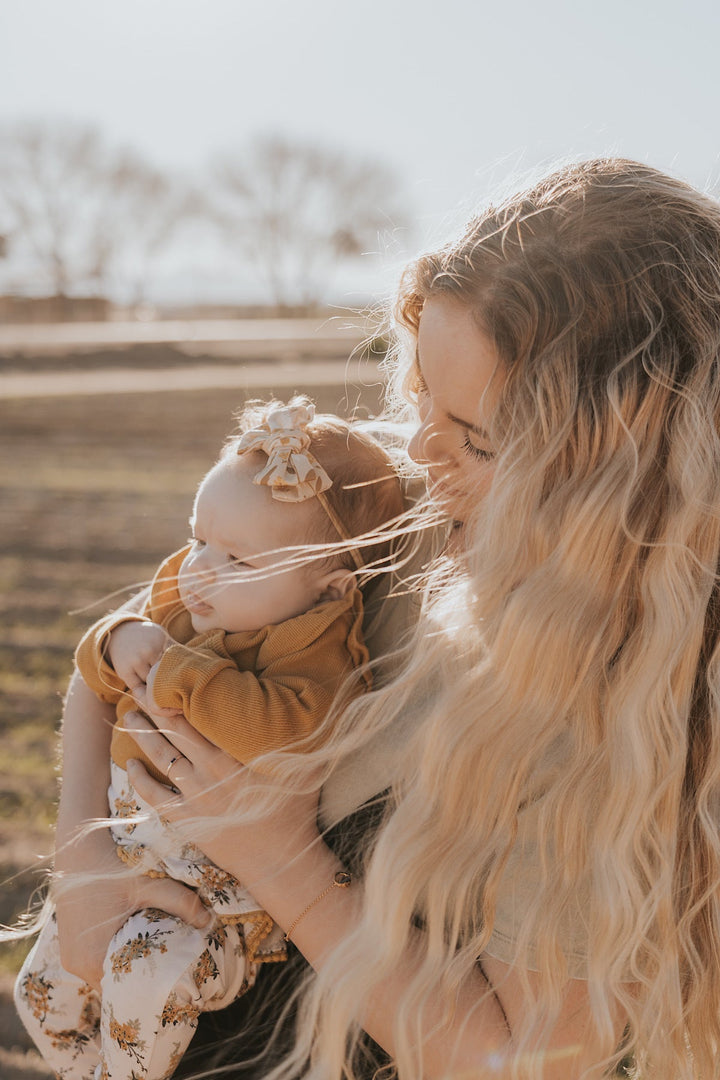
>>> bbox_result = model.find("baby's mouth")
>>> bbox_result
[185,594,213,616]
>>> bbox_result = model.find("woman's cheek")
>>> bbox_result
[408,414,436,465]
[456,461,496,514]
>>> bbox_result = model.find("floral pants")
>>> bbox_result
[15,906,254,1080]
[14,764,286,1080]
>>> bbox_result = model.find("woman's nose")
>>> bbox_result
[408,417,451,466]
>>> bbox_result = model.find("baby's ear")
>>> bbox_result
[315,569,356,604]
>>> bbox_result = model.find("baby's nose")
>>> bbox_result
[193,549,219,581]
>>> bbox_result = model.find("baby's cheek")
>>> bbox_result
[177,558,194,590]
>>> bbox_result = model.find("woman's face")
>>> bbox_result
[408,295,505,527]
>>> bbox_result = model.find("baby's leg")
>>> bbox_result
[13,910,101,1080]
[98,907,252,1080]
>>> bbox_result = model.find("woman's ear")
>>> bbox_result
[315,569,356,604]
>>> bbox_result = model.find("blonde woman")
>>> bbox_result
[54,158,720,1079]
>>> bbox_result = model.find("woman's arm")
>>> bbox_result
[125,711,617,1079]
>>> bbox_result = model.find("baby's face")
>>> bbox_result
[178,456,330,635]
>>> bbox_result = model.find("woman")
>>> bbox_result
[57,158,720,1078]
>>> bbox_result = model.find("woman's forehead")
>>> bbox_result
[417,296,504,418]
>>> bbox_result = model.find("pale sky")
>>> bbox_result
[2,0,719,302]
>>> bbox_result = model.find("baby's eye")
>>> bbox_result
[188,537,206,549]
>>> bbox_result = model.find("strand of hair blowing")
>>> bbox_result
[256,161,720,1080]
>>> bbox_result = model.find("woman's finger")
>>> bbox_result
[123,712,189,781]
[126,757,184,808]
[124,710,198,772]
[125,709,218,764]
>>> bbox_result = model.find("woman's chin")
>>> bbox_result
[446,520,466,555]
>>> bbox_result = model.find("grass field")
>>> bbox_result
[0,366,385,1071]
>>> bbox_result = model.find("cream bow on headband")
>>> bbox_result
[237,402,331,502]
[237,402,364,570]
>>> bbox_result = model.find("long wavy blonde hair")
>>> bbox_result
[247,159,720,1080]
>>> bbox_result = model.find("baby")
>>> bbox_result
[15,397,404,1080]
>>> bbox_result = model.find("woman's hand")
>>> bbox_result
[124,711,323,895]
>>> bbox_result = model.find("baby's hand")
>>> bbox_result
[132,658,184,722]
[106,620,170,693]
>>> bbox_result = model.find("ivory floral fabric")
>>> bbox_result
[15,902,256,1080]
[14,764,286,1080]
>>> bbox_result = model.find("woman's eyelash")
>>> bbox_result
[462,435,495,462]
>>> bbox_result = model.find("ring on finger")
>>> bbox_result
[165,755,184,781]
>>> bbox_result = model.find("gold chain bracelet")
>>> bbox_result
[283,870,352,943]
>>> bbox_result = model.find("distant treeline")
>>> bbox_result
[0,122,411,310]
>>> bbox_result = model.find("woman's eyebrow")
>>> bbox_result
[447,412,492,440]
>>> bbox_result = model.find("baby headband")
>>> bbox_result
[237,402,365,571]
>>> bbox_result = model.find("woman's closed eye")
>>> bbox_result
[462,433,496,462]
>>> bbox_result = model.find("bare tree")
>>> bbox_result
[0,121,195,300]
[211,135,409,309]
[86,152,201,304]
[0,122,105,296]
